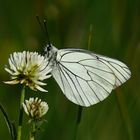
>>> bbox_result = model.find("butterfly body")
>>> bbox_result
[44,44,131,107]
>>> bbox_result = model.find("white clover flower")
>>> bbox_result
[4,51,52,92]
[23,97,49,120]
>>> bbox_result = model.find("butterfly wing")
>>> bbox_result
[52,49,131,107]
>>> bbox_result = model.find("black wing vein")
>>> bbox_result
[86,68,114,86]
[87,71,110,94]
[108,61,128,81]
[87,82,101,102]
[58,64,84,105]
[75,76,92,105]
[98,59,123,84]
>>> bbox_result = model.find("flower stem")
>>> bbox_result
[29,121,36,140]
[17,86,25,140]
[74,106,83,140]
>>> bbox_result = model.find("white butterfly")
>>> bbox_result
[44,44,131,107]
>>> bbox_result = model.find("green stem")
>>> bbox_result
[17,86,25,140]
[29,121,36,140]
[88,24,93,50]
[74,106,83,140]
[76,106,83,125]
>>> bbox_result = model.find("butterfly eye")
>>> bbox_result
[44,44,51,53]
[47,44,51,51]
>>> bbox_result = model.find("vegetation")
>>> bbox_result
[0,0,139,139]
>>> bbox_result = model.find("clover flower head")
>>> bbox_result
[23,97,49,120]
[4,51,52,92]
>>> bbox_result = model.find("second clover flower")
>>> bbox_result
[23,97,49,120]
[5,51,52,92]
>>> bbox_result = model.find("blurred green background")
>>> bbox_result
[0,0,140,140]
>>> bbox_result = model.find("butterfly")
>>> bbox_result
[36,17,131,107]
[44,44,131,107]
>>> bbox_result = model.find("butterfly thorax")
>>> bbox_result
[44,44,58,66]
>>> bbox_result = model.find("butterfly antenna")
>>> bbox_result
[36,15,45,34]
[43,19,51,46]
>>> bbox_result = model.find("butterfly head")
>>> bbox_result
[44,44,57,60]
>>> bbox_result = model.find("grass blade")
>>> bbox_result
[0,103,17,140]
